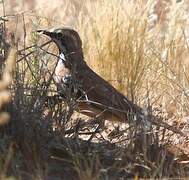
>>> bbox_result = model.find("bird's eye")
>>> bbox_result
[56,33,62,38]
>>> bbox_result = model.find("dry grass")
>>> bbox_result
[0,47,17,125]
[0,0,189,179]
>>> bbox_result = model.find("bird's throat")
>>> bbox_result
[59,53,66,63]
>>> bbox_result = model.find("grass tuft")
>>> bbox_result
[0,0,189,179]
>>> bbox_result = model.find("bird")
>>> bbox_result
[37,27,185,135]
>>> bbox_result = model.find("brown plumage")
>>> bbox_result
[37,27,185,136]
[37,27,142,122]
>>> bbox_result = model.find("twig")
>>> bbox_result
[1,0,6,34]
[18,44,37,53]
[17,40,52,62]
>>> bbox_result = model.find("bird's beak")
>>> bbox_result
[37,29,56,39]
[37,29,55,38]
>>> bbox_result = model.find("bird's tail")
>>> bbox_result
[110,97,186,137]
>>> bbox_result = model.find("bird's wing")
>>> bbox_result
[76,65,143,121]
[77,66,186,136]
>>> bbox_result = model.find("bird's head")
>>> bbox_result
[37,27,83,55]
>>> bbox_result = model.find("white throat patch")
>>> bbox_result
[54,53,67,83]
[59,53,66,62]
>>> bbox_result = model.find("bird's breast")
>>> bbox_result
[54,59,71,84]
